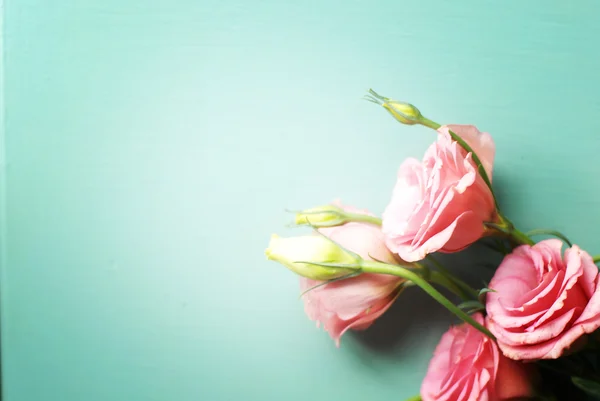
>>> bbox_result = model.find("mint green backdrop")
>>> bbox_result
[2,1,600,400]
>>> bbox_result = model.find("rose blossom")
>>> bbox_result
[301,201,405,346]
[382,125,496,262]
[422,313,535,401]
[486,239,600,360]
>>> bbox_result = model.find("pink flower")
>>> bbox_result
[382,125,496,262]
[486,239,600,360]
[422,313,536,401]
[300,201,405,346]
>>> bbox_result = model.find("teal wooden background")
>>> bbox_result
[2,1,600,400]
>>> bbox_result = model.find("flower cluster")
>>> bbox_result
[265,90,600,400]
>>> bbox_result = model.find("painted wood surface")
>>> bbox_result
[2,1,600,400]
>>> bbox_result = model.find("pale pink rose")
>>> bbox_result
[382,125,496,262]
[422,313,535,401]
[486,239,600,360]
[300,201,405,346]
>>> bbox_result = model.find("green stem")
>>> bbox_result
[361,261,494,339]
[486,214,535,246]
[428,271,470,300]
[526,229,572,247]
[427,255,478,300]
[345,212,382,226]
[419,116,441,130]
[507,227,535,246]
[404,396,422,401]
[593,255,600,264]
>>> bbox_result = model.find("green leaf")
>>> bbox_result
[457,300,485,311]
[478,287,496,305]
[479,288,496,295]
[571,377,600,398]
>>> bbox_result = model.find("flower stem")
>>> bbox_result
[507,227,535,246]
[361,261,494,339]
[526,229,572,247]
[593,255,600,264]
[428,271,469,300]
[419,116,441,130]
[345,212,382,226]
[486,214,534,246]
[427,256,479,301]
[427,255,479,300]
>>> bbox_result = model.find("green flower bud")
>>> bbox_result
[365,89,422,125]
[265,234,358,280]
[294,204,347,227]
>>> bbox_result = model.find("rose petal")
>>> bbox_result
[383,127,496,262]
[422,313,535,401]
[439,124,496,180]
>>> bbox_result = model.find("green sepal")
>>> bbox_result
[299,271,362,296]
[478,287,496,305]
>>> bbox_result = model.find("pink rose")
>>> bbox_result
[382,125,496,262]
[422,313,535,401]
[486,239,600,360]
[300,201,405,346]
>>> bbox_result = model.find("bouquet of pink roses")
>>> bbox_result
[265,90,600,400]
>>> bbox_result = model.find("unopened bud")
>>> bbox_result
[295,204,347,227]
[365,89,422,125]
[265,234,358,280]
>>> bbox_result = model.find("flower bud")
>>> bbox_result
[365,89,422,125]
[265,234,358,280]
[294,204,347,227]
